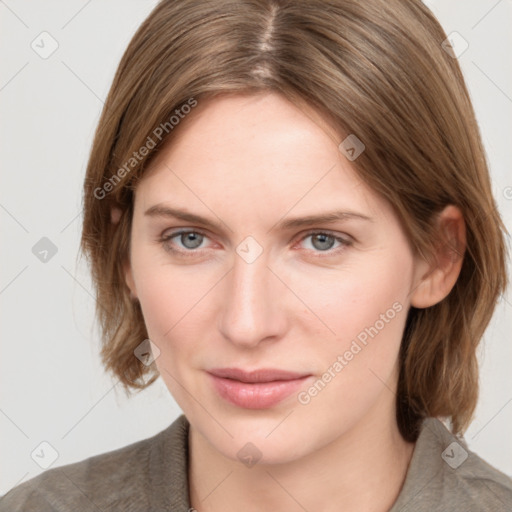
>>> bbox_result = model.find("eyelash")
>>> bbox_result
[159,229,353,258]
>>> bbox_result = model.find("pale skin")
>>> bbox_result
[123,92,466,512]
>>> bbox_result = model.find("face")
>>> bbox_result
[125,92,425,464]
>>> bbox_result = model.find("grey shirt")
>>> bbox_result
[1,414,511,511]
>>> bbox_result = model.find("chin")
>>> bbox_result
[194,405,332,467]
[220,431,313,466]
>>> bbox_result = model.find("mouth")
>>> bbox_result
[207,368,312,409]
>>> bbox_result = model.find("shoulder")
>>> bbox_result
[0,415,189,512]
[391,417,512,511]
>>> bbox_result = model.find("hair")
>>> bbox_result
[80,0,508,442]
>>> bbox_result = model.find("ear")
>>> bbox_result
[124,259,138,300]
[410,205,466,308]
[111,207,122,224]
[111,207,138,300]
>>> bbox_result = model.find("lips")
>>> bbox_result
[207,367,312,409]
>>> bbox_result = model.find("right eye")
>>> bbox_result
[160,229,211,256]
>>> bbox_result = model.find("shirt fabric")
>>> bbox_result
[1,414,511,511]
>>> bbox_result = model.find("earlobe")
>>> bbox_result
[410,205,466,309]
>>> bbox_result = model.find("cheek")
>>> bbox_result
[131,242,199,330]
[302,250,412,373]
[298,251,410,334]
[293,262,410,422]
[135,275,176,340]
[131,248,218,368]
[133,262,206,404]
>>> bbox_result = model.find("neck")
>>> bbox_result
[188,396,415,512]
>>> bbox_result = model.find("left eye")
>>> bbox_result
[300,232,347,252]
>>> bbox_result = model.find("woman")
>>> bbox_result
[2,0,511,510]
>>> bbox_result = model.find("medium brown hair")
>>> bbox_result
[80,0,508,441]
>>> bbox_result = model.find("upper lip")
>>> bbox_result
[208,368,311,383]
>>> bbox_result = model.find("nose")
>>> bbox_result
[217,249,287,349]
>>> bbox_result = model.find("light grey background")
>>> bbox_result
[1,0,511,495]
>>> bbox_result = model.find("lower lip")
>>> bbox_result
[208,373,310,409]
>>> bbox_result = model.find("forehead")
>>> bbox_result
[134,92,389,225]
[145,91,342,175]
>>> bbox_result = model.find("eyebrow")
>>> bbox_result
[144,204,373,232]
